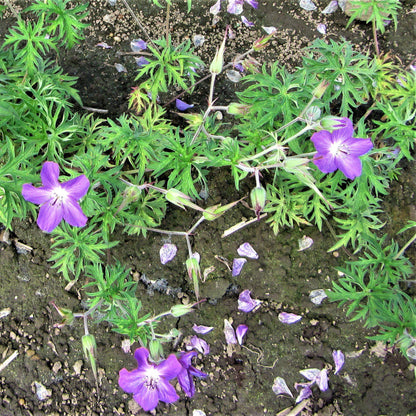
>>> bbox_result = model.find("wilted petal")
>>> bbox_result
[237,242,259,259]
[332,350,345,374]
[299,0,317,11]
[322,0,338,13]
[210,0,221,15]
[309,289,328,305]
[278,312,302,324]
[176,99,194,111]
[245,0,258,8]
[160,243,178,264]
[224,319,237,344]
[300,368,320,381]
[232,258,247,276]
[236,324,248,345]
[241,16,254,26]
[193,34,205,47]
[295,385,313,403]
[135,56,150,68]
[272,377,293,397]
[192,324,214,334]
[263,26,277,34]
[317,23,327,34]
[238,289,261,313]
[186,335,210,355]
[130,39,147,52]
[316,369,328,391]
[96,41,112,48]
[228,0,243,14]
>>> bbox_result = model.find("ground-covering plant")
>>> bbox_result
[1,0,416,412]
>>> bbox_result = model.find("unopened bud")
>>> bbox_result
[82,334,97,382]
[319,116,352,132]
[149,339,163,361]
[250,186,267,220]
[312,80,329,99]
[252,31,275,51]
[210,27,228,74]
[165,188,204,212]
[51,302,74,328]
[227,102,251,116]
[186,255,201,300]
[170,303,194,317]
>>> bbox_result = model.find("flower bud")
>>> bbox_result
[82,334,97,382]
[210,27,228,74]
[312,80,329,99]
[165,188,204,212]
[149,339,163,361]
[170,303,194,317]
[250,186,267,220]
[227,102,251,116]
[252,31,275,51]
[186,256,201,300]
[319,116,352,132]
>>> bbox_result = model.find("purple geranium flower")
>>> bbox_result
[118,347,182,412]
[311,120,373,180]
[22,161,89,232]
[177,351,207,397]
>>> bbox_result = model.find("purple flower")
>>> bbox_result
[186,335,210,355]
[332,350,345,375]
[177,351,207,397]
[160,243,177,264]
[22,161,89,232]
[176,98,194,111]
[118,347,182,412]
[232,258,247,276]
[278,312,302,324]
[238,289,261,312]
[311,120,373,180]
[237,242,259,259]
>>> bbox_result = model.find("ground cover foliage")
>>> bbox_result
[1,0,416,414]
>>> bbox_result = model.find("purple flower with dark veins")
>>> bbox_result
[238,289,261,313]
[177,351,207,397]
[311,118,373,180]
[118,347,182,412]
[22,161,89,232]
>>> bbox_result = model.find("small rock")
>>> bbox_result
[73,360,83,375]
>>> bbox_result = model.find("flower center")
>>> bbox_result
[144,366,160,391]
[329,141,349,158]
[50,186,69,207]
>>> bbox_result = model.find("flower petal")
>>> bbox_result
[118,367,145,394]
[344,137,373,156]
[313,152,337,174]
[61,175,90,200]
[236,324,248,345]
[232,257,247,276]
[336,154,363,180]
[332,350,345,375]
[22,184,52,205]
[192,324,214,334]
[176,99,194,111]
[186,335,210,355]
[295,385,313,403]
[156,377,180,405]
[272,376,293,397]
[316,369,328,391]
[157,354,182,380]
[310,130,332,153]
[160,243,178,265]
[237,242,259,259]
[300,368,320,381]
[238,289,261,313]
[134,347,151,368]
[178,367,194,397]
[224,319,237,344]
[278,312,302,324]
[133,381,160,411]
[62,198,88,228]
[40,162,60,188]
[37,202,64,232]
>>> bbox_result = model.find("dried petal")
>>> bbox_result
[278,312,302,324]
[237,242,259,259]
[241,16,254,26]
[272,377,293,397]
[295,385,313,403]
[160,243,177,265]
[238,289,262,313]
[298,235,314,251]
[316,369,328,391]
[226,70,242,83]
[262,26,277,34]
[332,350,345,374]
[300,368,320,381]
[309,289,328,305]
[96,42,112,49]
[299,0,317,11]
[186,335,210,355]
[322,0,338,13]
[236,324,248,345]
[192,324,214,334]
[224,319,237,344]
[210,0,221,15]
[232,258,247,276]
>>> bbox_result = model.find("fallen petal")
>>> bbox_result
[192,324,214,334]
[226,70,242,83]
[272,376,294,397]
[232,258,247,276]
[96,42,112,48]
[210,0,221,15]
[262,26,277,34]
[322,0,338,13]
[237,242,259,259]
[236,324,248,345]
[160,243,178,265]
[238,289,262,313]
[317,23,327,34]
[224,319,237,344]
[186,335,210,355]
[114,63,127,73]
[241,16,254,26]
[295,385,313,403]
[130,39,147,52]
[298,235,314,251]
[135,56,150,68]
[299,0,317,11]
[309,289,328,305]
[300,368,320,381]
[332,350,345,374]
[176,99,194,111]
[278,312,302,324]
[193,34,205,47]
[316,369,329,391]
